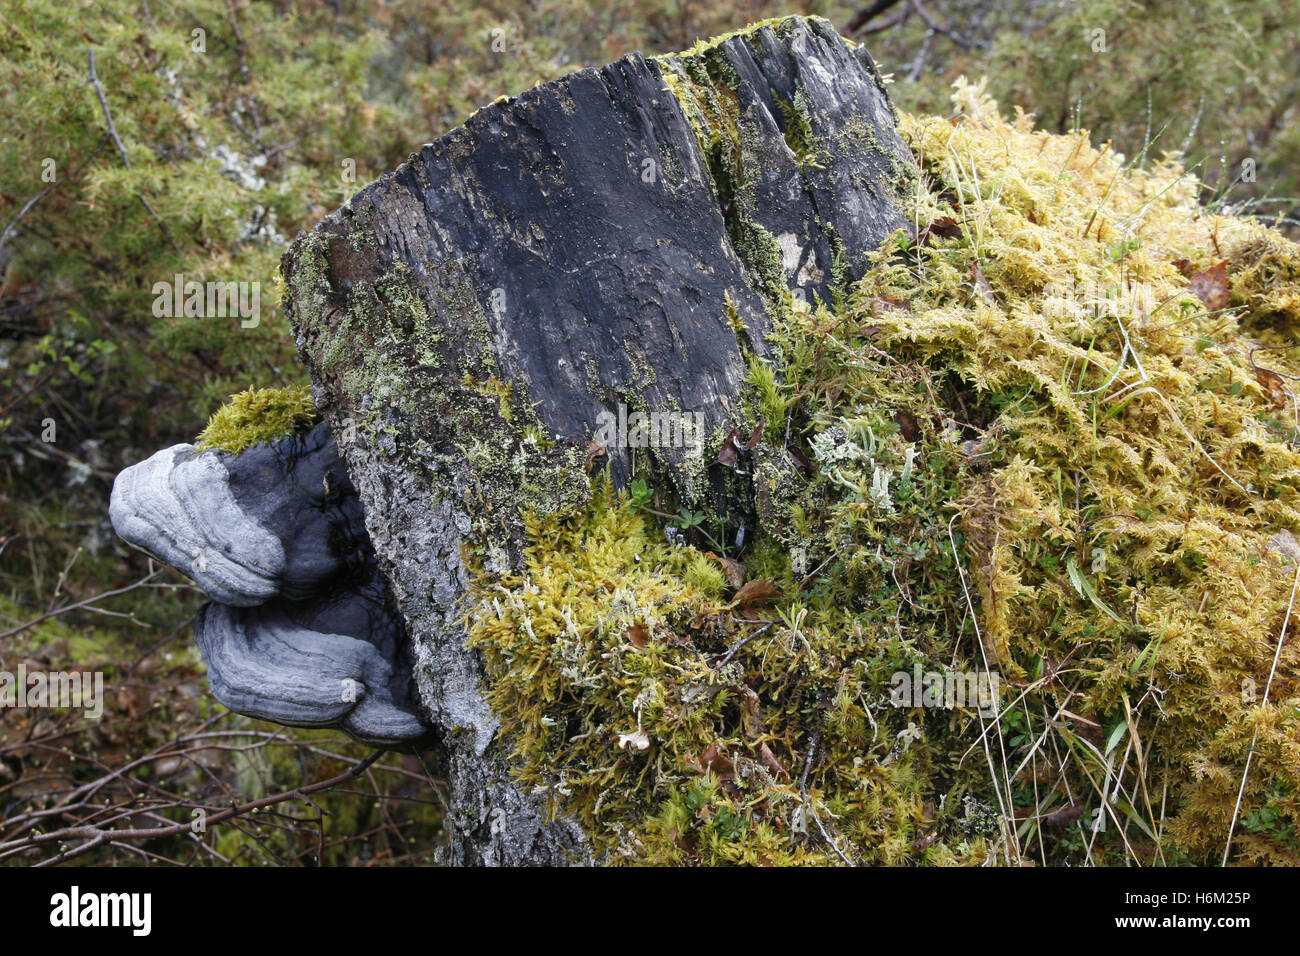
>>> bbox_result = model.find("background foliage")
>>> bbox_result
[1,0,1296,864]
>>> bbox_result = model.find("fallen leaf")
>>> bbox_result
[756,741,790,780]
[1254,364,1288,410]
[625,624,649,649]
[894,410,920,443]
[865,295,910,317]
[912,832,939,853]
[1063,710,1104,746]
[695,742,734,776]
[738,686,763,738]
[1188,260,1230,311]
[732,578,781,605]
[1041,803,1085,827]
[717,428,742,467]
[706,552,746,589]
[788,445,813,472]
[671,829,698,857]
[583,439,606,474]
[918,215,962,243]
[744,418,764,450]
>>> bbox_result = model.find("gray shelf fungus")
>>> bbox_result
[109,423,430,747]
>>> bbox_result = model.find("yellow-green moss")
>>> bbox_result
[195,385,317,454]
[874,79,1300,864]
[468,386,978,865]
[466,76,1300,866]
[656,34,799,305]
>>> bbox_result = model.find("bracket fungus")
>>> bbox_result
[110,421,429,747]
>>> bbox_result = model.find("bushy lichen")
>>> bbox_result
[195,385,317,454]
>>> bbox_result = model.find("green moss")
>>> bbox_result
[195,385,317,454]
[656,18,871,313]
[776,92,825,170]
[467,345,978,865]
[671,15,833,59]
[463,374,515,424]
[465,77,1300,867]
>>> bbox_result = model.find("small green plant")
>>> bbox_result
[627,478,655,513]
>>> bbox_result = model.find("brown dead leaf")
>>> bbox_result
[732,578,781,606]
[583,439,606,474]
[714,420,764,464]
[625,624,650,649]
[706,552,746,589]
[671,829,699,857]
[738,686,763,738]
[1188,260,1230,311]
[918,216,962,244]
[1064,710,1103,746]
[717,428,742,467]
[690,742,734,777]
[912,832,939,853]
[1254,364,1288,410]
[865,296,910,317]
[894,410,920,443]
[1041,803,1085,827]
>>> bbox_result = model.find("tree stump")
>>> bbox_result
[271,16,911,864]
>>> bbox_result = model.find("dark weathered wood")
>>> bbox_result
[284,15,913,865]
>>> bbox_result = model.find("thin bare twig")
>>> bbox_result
[4,751,383,866]
[85,48,181,254]
[0,566,162,639]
